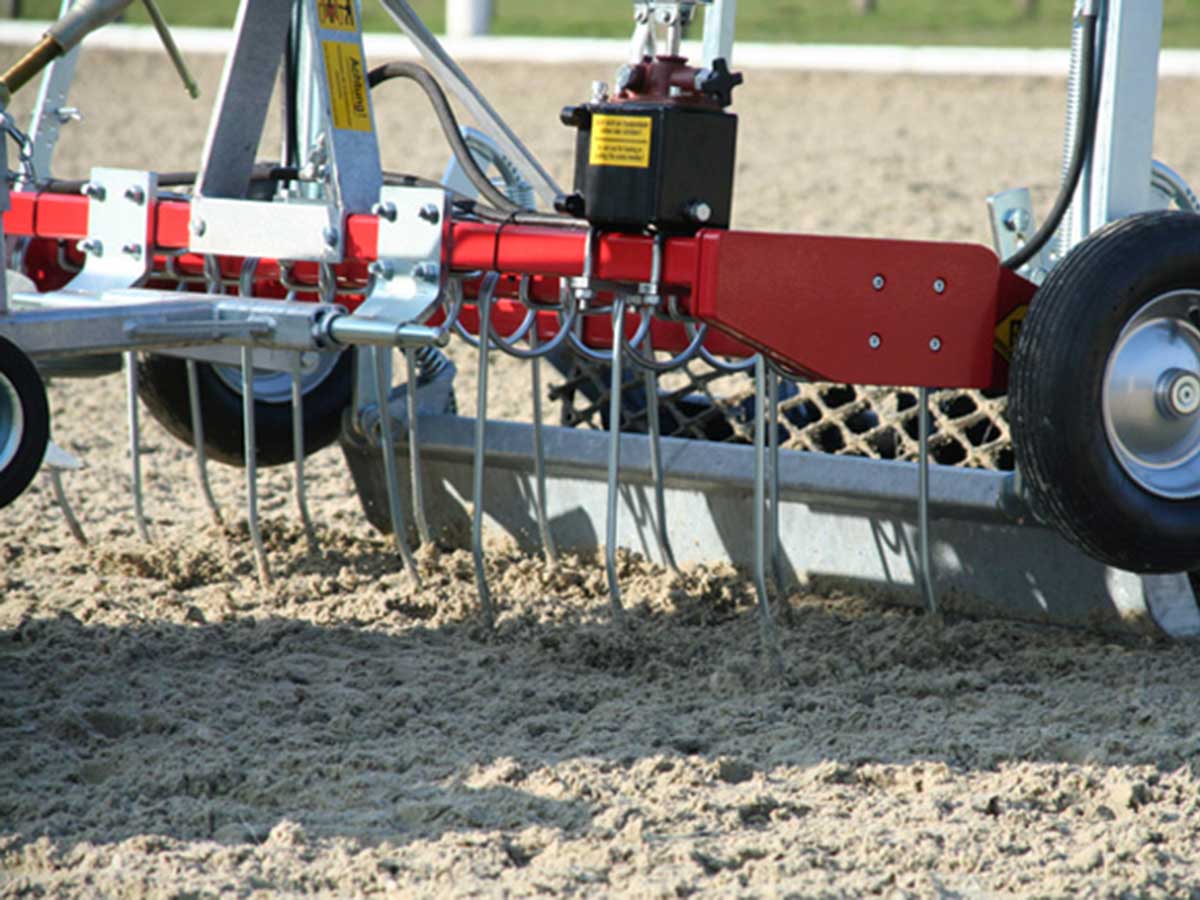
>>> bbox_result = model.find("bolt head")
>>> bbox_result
[688,201,713,224]
[933,278,947,294]
[368,260,394,281]
[872,275,885,291]
[1003,207,1033,234]
[122,242,143,259]
[191,218,207,237]
[418,203,441,225]
[80,182,106,201]
[413,263,439,284]
[929,336,942,352]
[868,333,882,350]
[323,226,340,248]
[372,201,398,222]
[1169,372,1200,416]
[124,185,146,205]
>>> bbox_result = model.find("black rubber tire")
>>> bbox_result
[136,352,353,468]
[0,336,49,509]
[1010,210,1200,573]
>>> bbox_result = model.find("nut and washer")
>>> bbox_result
[80,182,106,201]
[122,242,143,259]
[322,226,340,249]
[191,218,207,237]
[371,201,398,222]
[77,238,103,257]
[418,203,441,225]
[124,185,146,205]
[868,333,882,350]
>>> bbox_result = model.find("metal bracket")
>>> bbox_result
[987,187,1050,283]
[190,195,344,263]
[351,186,447,420]
[24,0,82,188]
[62,167,157,295]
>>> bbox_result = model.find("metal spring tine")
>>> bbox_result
[753,356,784,677]
[472,274,499,628]
[241,346,271,586]
[766,367,785,590]
[403,347,432,547]
[48,469,87,546]
[641,332,678,572]
[917,387,939,616]
[124,352,151,541]
[372,345,422,585]
[603,296,628,625]
[291,354,318,553]
[186,359,223,526]
[529,326,558,564]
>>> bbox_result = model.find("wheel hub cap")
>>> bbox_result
[1103,290,1200,499]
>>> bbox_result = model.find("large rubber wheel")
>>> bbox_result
[136,351,353,468]
[1011,211,1200,573]
[0,336,49,509]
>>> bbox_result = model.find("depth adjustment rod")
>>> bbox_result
[0,0,199,102]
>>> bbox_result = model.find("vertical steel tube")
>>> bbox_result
[404,347,432,547]
[290,355,317,553]
[124,352,150,541]
[529,327,558,564]
[186,359,223,525]
[472,276,497,628]
[241,346,271,586]
[767,367,785,590]
[753,356,783,675]
[604,297,627,625]
[642,336,677,572]
[372,345,421,584]
[917,386,937,615]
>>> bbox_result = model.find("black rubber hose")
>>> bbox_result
[1003,13,1099,272]
[367,61,523,214]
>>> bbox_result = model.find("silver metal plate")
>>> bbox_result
[190,196,343,263]
[65,167,157,295]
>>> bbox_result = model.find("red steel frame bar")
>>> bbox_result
[4,191,1036,389]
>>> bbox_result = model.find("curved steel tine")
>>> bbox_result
[767,367,785,590]
[753,356,784,677]
[604,297,628,625]
[529,325,558,564]
[641,331,678,572]
[372,346,422,585]
[241,346,271,586]
[918,387,939,616]
[48,469,87,546]
[291,354,318,554]
[124,352,150,542]
[186,359,224,526]
[403,346,432,547]
[472,273,500,628]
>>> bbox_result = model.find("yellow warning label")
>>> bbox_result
[317,0,357,32]
[994,305,1028,361]
[589,115,653,168]
[322,41,371,133]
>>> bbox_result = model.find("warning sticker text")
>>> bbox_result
[322,41,372,133]
[589,115,652,168]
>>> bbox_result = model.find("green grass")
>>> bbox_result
[12,1,1200,48]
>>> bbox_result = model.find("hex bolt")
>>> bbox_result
[323,226,340,249]
[933,278,947,294]
[688,201,713,224]
[124,185,146,206]
[591,81,610,103]
[371,201,397,222]
[1003,208,1032,234]
[872,275,886,291]
[413,263,439,284]
[77,238,103,257]
[191,218,207,237]
[80,182,106,202]
[868,333,882,350]
[368,260,394,281]
[929,336,942,352]
[122,242,143,259]
[54,106,82,125]
[418,203,441,225]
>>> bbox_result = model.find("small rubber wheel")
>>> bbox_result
[1011,210,1200,573]
[136,351,353,468]
[0,336,50,509]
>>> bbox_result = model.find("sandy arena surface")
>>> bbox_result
[4,47,1200,897]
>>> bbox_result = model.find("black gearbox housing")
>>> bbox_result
[561,101,737,233]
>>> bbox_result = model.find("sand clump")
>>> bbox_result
[4,50,1200,896]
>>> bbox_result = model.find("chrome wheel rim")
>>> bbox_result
[1103,289,1200,499]
[0,371,25,474]
[212,352,341,405]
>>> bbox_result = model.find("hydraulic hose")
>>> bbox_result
[1003,12,1100,272]
[368,61,523,214]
